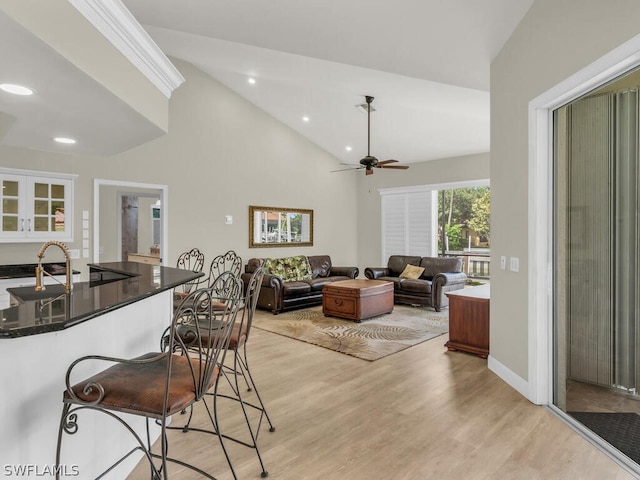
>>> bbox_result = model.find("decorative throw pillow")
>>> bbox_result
[263,258,286,278]
[282,255,313,282]
[263,256,313,282]
[399,264,425,279]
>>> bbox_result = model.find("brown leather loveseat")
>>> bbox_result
[364,255,467,311]
[242,255,359,314]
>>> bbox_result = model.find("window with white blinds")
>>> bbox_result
[380,188,438,263]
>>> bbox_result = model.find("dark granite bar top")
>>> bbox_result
[1,262,202,338]
[0,262,80,279]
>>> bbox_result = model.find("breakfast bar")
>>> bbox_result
[0,262,201,478]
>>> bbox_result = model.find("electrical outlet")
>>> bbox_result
[509,257,519,272]
[500,256,506,270]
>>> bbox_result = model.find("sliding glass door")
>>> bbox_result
[554,69,640,465]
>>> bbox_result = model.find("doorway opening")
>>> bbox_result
[93,179,168,265]
[119,193,162,263]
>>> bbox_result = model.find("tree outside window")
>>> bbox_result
[438,186,490,252]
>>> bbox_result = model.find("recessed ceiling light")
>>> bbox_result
[345,146,352,151]
[302,116,310,123]
[54,137,77,145]
[0,83,34,96]
[248,77,256,85]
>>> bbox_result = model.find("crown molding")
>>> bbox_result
[68,0,185,98]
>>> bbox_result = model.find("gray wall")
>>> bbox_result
[490,0,640,381]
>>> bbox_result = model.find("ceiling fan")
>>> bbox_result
[336,95,409,176]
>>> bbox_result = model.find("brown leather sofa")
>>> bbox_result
[364,255,467,311]
[242,255,359,314]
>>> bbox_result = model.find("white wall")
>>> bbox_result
[490,0,640,391]
[0,59,359,275]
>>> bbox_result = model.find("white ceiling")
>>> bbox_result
[0,0,534,162]
[0,9,164,156]
[121,0,534,166]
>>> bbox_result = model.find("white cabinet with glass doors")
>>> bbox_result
[0,169,76,242]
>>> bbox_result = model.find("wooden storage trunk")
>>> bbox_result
[322,279,393,322]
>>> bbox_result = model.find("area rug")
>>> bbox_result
[252,305,448,361]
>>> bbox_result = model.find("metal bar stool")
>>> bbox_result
[55,282,242,479]
[218,266,275,478]
[172,267,275,479]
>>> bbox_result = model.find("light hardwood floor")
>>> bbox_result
[128,314,636,480]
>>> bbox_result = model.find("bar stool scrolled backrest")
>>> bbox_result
[56,280,243,479]
[171,271,243,352]
[175,248,205,295]
[206,250,242,288]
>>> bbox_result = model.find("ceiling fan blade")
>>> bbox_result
[331,166,363,172]
[378,165,409,170]
[365,168,374,176]
[376,159,399,165]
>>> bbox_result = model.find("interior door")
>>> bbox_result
[121,195,138,262]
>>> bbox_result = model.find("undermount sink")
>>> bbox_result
[89,269,138,286]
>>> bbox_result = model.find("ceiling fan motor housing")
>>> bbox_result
[360,155,378,167]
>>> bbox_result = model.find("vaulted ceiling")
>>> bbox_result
[1,1,534,163]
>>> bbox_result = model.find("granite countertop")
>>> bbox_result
[1,262,202,338]
[0,262,80,279]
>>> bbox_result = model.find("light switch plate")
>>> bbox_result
[224,215,233,225]
[500,256,506,270]
[509,257,519,272]
[69,249,80,259]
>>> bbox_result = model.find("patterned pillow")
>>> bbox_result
[399,264,425,279]
[262,257,287,278]
[263,256,313,282]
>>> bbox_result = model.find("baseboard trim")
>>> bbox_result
[488,354,532,402]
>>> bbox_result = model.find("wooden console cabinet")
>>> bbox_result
[127,253,161,265]
[445,284,490,358]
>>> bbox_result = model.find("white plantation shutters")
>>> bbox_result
[380,187,438,264]
[382,194,405,258]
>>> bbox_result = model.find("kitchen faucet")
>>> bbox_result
[35,240,72,293]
